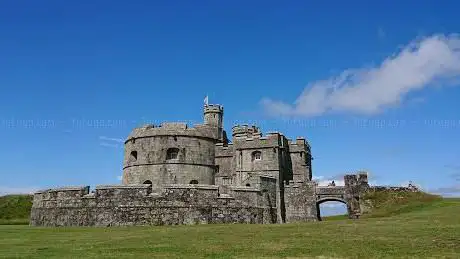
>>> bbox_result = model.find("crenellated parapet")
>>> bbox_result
[204,104,224,113]
[232,124,262,139]
[30,182,278,227]
[126,122,219,142]
[215,143,234,157]
[288,137,311,154]
[232,131,284,149]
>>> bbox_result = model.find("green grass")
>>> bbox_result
[0,194,32,225]
[321,214,348,221]
[0,197,459,258]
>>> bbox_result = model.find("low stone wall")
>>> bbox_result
[30,183,277,227]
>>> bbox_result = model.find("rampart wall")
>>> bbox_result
[30,177,278,227]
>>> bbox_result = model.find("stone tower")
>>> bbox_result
[203,104,224,142]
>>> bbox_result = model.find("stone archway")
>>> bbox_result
[316,198,348,221]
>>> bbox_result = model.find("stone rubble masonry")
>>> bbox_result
[30,176,278,227]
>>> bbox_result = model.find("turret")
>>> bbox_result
[232,124,262,139]
[204,103,224,142]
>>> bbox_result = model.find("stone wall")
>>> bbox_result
[288,138,312,182]
[30,181,277,227]
[215,143,235,185]
[284,181,318,222]
[123,123,218,189]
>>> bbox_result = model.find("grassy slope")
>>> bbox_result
[0,194,33,225]
[0,193,459,258]
[361,189,443,218]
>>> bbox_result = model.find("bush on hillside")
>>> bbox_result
[0,195,33,224]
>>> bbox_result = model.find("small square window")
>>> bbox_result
[252,151,262,161]
[166,148,179,160]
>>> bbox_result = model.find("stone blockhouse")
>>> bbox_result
[31,102,386,227]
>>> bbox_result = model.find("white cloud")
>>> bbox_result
[261,34,460,117]
[429,185,460,197]
[99,142,122,148]
[99,136,124,143]
[0,186,40,196]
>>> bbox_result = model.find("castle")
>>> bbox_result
[30,102,373,226]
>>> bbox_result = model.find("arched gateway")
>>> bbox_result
[283,173,369,222]
[316,197,348,221]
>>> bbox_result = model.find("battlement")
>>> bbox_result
[289,137,307,146]
[232,124,261,138]
[232,133,283,149]
[215,143,234,157]
[30,182,278,226]
[344,172,369,187]
[266,131,281,136]
[290,137,310,150]
[126,122,219,141]
[204,104,224,113]
[215,142,234,148]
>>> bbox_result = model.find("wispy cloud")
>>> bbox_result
[0,186,40,196]
[99,136,124,149]
[99,142,122,148]
[261,34,460,117]
[429,185,460,197]
[99,136,124,143]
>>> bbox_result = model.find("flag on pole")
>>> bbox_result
[204,95,209,105]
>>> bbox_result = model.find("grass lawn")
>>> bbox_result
[0,198,459,258]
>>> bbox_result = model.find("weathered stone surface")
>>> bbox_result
[31,182,277,227]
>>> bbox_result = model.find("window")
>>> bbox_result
[166,148,179,160]
[130,151,138,161]
[252,151,262,161]
[189,180,198,184]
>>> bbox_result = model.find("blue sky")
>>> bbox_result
[1,0,460,213]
